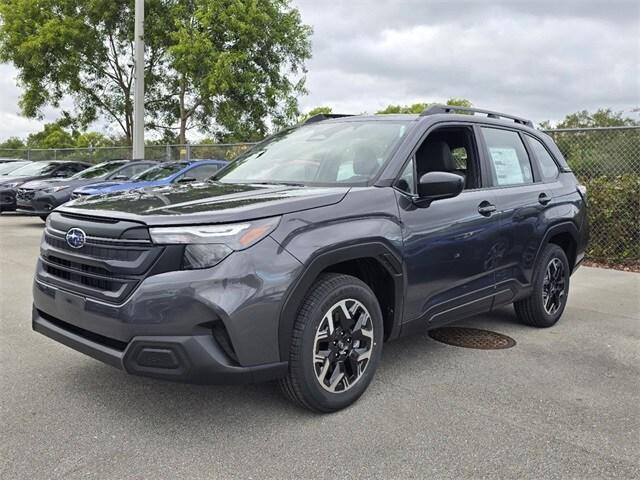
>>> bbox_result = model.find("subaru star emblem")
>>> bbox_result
[65,228,86,249]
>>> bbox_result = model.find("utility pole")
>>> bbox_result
[132,0,145,160]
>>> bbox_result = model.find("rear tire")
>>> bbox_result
[280,273,384,412]
[514,244,570,328]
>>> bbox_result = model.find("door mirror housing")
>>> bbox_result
[417,171,464,202]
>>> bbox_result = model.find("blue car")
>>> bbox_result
[72,160,227,197]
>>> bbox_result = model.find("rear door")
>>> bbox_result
[478,126,549,302]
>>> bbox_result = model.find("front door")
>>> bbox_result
[395,124,501,328]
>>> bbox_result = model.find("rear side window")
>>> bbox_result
[525,135,559,181]
[481,127,533,186]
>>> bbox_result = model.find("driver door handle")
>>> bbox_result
[478,201,496,216]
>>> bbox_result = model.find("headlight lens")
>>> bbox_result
[182,244,233,270]
[149,217,281,269]
[5,182,20,188]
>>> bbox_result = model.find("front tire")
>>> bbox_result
[280,273,384,412]
[515,244,570,328]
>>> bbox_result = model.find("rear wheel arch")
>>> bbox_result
[278,242,404,362]
[537,222,579,272]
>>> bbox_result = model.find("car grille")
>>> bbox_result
[17,188,36,201]
[37,220,165,304]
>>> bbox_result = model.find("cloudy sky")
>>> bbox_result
[1,0,638,140]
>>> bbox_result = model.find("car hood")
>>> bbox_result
[0,174,41,187]
[60,181,350,226]
[21,178,101,192]
[76,180,161,194]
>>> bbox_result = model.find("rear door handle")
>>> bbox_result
[538,193,551,205]
[478,201,496,216]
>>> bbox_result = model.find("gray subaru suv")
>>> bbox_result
[32,106,588,412]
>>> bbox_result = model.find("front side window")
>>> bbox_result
[525,135,559,181]
[53,163,86,177]
[397,126,479,192]
[481,127,533,186]
[184,164,223,181]
[215,121,411,186]
[116,162,157,179]
[133,163,188,181]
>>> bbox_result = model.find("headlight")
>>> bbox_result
[4,182,20,188]
[45,185,69,193]
[149,217,281,269]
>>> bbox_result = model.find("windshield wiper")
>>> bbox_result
[248,181,306,187]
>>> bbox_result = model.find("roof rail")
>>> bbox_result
[303,113,355,125]
[420,104,534,128]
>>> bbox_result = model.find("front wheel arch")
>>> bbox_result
[278,242,404,362]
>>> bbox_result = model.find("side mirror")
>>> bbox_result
[417,171,464,202]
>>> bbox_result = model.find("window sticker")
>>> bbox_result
[489,147,525,185]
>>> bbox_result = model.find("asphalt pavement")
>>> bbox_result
[1,214,639,479]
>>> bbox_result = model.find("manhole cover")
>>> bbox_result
[428,327,516,350]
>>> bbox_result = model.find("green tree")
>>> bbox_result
[74,132,114,149]
[299,106,333,122]
[0,0,171,145]
[26,121,78,149]
[0,0,311,145]
[540,108,640,129]
[376,98,472,114]
[0,137,25,149]
[152,0,312,144]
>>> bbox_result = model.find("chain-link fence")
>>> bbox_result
[1,127,638,264]
[544,126,640,265]
[0,143,256,163]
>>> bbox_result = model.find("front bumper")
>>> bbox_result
[32,235,302,384]
[16,191,66,215]
[0,188,17,211]
[33,307,287,384]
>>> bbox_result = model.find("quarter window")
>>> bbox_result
[525,135,559,181]
[481,128,533,186]
[395,159,415,194]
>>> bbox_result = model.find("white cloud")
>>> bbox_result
[1,0,639,141]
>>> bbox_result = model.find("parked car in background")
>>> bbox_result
[0,158,24,164]
[16,160,158,220]
[0,161,90,212]
[72,159,227,197]
[0,161,31,175]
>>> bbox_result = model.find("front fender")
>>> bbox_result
[271,187,405,361]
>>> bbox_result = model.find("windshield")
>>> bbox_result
[71,161,126,179]
[7,162,58,176]
[215,121,411,185]
[0,162,30,175]
[133,163,187,181]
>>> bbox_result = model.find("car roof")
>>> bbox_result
[308,105,537,131]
